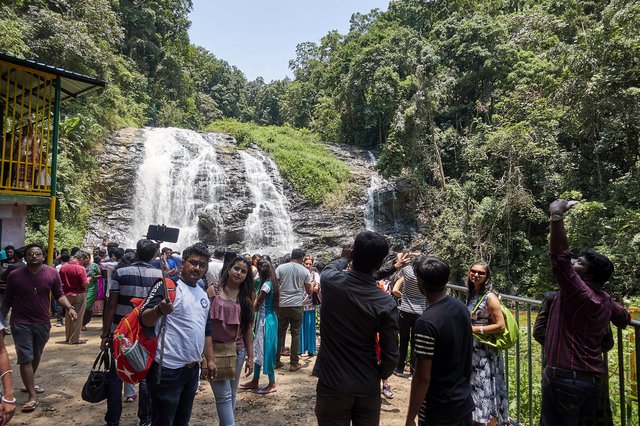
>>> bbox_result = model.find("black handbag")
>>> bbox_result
[81,348,110,403]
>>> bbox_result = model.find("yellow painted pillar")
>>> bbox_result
[47,195,56,264]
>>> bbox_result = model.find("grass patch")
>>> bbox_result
[206,119,350,205]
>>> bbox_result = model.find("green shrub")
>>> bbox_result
[207,119,350,205]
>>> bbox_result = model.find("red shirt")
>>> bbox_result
[3,265,64,325]
[544,250,629,374]
[59,262,88,295]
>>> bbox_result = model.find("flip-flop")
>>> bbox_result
[21,400,39,412]
[21,386,44,394]
[254,387,277,395]
[68,339,87,345]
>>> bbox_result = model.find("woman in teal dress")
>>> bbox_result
[240,259,279,394]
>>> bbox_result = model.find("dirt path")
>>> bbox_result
[3,320,411,425]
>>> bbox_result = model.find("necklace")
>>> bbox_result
[222,287,239,303]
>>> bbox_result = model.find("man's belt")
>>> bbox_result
[544,367,602,384]
[183,362,198,369]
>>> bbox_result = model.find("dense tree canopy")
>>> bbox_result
[3,0,639,296]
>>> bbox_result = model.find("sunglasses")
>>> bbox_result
[186,259,208,269]
[469,269,486,276]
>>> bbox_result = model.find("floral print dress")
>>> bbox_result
[467,292,510,425]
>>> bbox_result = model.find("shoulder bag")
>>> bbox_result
[81,348,110,403]
[471,291,519,350]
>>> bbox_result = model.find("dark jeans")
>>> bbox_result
[421,414,472,426]
[50,297,63,320]
[541,368,601,425]
[277,306,303,365]
[397,310,420,373]
[315,380,381,426]
[146,361,199,426]
[105,350,151,426]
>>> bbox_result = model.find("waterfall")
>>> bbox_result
[240,150,296,254]
[125,128,228,249]
[123,127,296,255]
[364,151,402,234]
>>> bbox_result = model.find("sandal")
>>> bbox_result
[22,400,39,412]
[239,382,259,390]
[254,387,277,395]
[21,385,44,394]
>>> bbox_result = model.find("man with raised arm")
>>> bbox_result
[542,199,630,424]
[313,231,399,425]
[100,239,162,426]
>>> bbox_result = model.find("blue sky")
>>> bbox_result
[188,1,390,82]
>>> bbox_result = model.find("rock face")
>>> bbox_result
[88,128,418,259]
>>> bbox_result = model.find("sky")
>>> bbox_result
[188,0,390,82]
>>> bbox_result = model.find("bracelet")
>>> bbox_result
[68,306,76,310]
[1,396,15,404]
[480,325,484,334]
[0,369,11,380]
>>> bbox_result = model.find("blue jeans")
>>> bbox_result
[105,351,151,426]
[211,347,246,426]
[541,368,600,425]
[146,361,199,426]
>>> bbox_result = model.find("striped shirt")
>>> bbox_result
[544,250,629,374]
[413,296,474,424]
[399,266,427,314]
[110,261,163,327]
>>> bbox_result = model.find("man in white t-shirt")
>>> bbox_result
[205,247,225,290]
[275,249,312,371]
[140,243,215,426]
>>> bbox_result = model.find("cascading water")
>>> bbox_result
[126,127,228,249]
[240,150,296,254]
[364,151,403,234]
[124,127,296,255]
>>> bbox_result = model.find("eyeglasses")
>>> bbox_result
[469,269,486,276]
[26,252,43,257]
[186,259,208,269]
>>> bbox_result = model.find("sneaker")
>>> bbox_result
[393,369,404,378]
[125,395,137,403]
[289,363,302,372]
[55,320,63,328]
[275,361,285,369]
[382,384,394,399]
[81,326,87,331]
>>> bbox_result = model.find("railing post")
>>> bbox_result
[527,304,533,426]
[636,326,640,425]
[619,326,626,426]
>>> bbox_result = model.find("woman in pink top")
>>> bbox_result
[209,256,254,425]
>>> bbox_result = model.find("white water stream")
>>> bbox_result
[125,128,295,254]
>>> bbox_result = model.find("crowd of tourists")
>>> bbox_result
[0,199,630,425]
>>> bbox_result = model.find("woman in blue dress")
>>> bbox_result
[240,259,279,394]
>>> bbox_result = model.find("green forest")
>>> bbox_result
[2,0,639,297]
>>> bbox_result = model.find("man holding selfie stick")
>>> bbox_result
[541,199,630,424]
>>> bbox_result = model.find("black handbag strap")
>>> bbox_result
[91,349,110,372]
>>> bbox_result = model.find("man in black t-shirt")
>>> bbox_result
[406,256,474,426]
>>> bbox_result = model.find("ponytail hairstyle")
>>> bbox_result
[220,256,255,333]
[257,259,279,311]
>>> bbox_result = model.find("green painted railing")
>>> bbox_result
[446,284,640,425]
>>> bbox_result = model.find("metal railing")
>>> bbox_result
[446,284,640,425]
